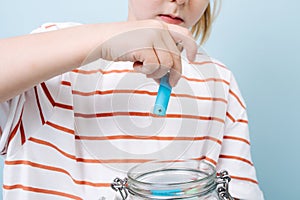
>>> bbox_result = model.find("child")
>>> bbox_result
[0,0,264,199]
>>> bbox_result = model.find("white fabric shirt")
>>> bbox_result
[0,23,264,200]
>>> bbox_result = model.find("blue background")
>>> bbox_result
[0,0,299,199]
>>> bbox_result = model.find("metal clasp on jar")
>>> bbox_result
[216,170,234,200]
[111,177,129,200]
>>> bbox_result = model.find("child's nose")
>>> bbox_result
[170,0,188,5]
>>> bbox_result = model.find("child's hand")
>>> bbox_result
[99,20,197,87]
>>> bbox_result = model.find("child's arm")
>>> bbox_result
[0,20,197,102]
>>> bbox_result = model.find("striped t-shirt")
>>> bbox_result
[0,23,264,200]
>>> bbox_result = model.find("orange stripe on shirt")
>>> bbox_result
[3,184,83,200]
[174,93,227,103]
[34,86,45,124]
[226,112,235,123]
[55,102,73,110]
[223,136,250,145]
[71,68,230,86]
[72,89,156,96]
[29,137,76,160]
[71,68,133,75]
[181,76,230,86]
[41,82,73,110]
[189,61,227,69]
[219,154,253,166]
[230,175,259,184]
[5,160,110,188]
[236,119,248,124]
[75,135,222,145]
[44,24,57,29]
[74,112,225,123]
[8,108,24,145]
[29,137,151,164]
[20,121,26,145]
[61,81,71,86]
[45,121,75,135]
[226,112,248,124]
[41,82,55,106]
[193,156,217,166]
[31,137,218,165]
[72,89,228,104]
[229,89,246,109]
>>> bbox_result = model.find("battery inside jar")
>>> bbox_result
[127,160,217,199]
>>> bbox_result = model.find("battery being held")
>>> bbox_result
[153,74,172,116]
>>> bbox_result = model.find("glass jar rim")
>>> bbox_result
[127,159,217,188]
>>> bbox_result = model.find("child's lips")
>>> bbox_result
[158,14,184,25]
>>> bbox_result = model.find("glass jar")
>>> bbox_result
[112,160,233,200]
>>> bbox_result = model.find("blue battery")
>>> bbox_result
[153,74,172,116]
[151,188,182,196]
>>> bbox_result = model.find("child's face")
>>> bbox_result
[128,0,209,28]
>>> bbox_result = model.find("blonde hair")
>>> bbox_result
[191,0,220,44]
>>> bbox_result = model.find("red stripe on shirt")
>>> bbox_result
[29,137,149,164]
[219,154,253,166]
[71,68,230,86]
[72,61,226,75]
[74,112,225,123]
[45,121,75,135]
[181,76,230,86]
[61,81,71,86]
[72,89,228,104]
[30,137,218,165]
[20,121,26,145]
[41,82,55,106]
[44,24,57,29]
[29,137,76,161]
[174,93,227,103]
[236,119,248,124]
[189,61,227,69]
[229,89,246,109]
[193,156,217,166]
[75,135,222,145]
[71,69,133,75]
[3,184,82,200]
[8,108,24,145]
[34,86,45,124]
[143,157,217,167]
[223,136,250,145]
[72,89,156,96]
[5,160,110,188]
[55,102,73,110]
[226,112,235,123]
[230,175,259,184]
[41,82,73,110]
[226,112,248,124]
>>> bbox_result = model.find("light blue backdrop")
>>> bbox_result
[0,0,299,199]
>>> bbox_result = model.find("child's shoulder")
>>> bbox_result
[183,48,234,80]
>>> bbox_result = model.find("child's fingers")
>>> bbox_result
[168,54,182,87]
[132,48,160,74]
[166,23,198,62]
[146,49,173,79]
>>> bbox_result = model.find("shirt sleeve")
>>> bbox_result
[0,22,78,157]
[0,75,64,157]
[216,73,264,200]
[0,95,26,156]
